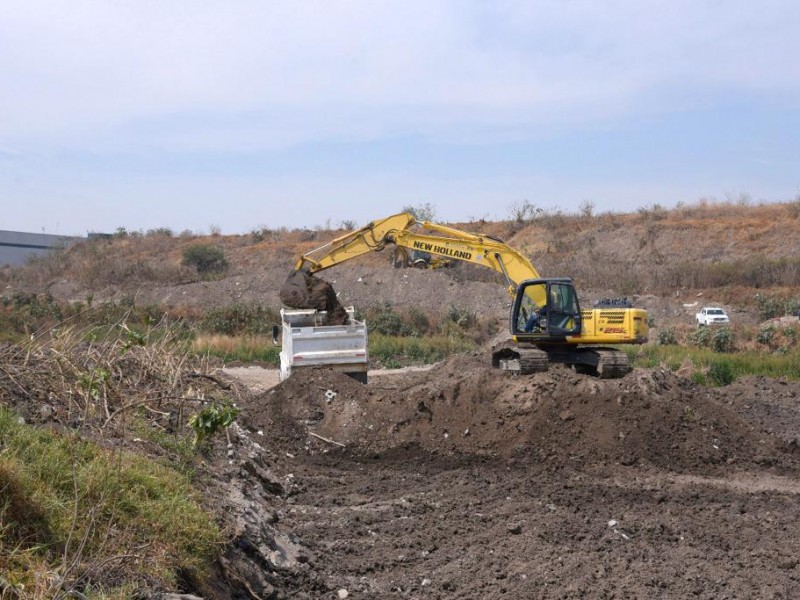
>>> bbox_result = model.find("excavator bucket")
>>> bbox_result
[279,270,348,325]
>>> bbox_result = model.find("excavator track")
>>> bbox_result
[543,346,632,378]
[591,348,632,379]
[492,347,550,375]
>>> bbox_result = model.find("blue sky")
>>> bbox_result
[1,0,799,235]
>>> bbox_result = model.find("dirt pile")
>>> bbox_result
[241,354,796,474]
[230,361,800,599]
[279,269,348,324]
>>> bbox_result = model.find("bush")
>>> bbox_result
[507,200,541,223]
[188,401,240,446]
[757,295,785,321]
[757,325,776,346]
[447,305,476,329]
[656,328,677,345]
[687,326,734,352]
[402,202,436,222]
[407,307,432,335]
[708,361,735,386]
[362,303,420,337]
[145,227,174,237]
[710,327,735,353]
[370,309,418,337]
[182,244,228,275]
[201,305,279,336]
[686,326,711,348]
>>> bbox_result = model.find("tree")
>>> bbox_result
[507,200,541,223]
[402,203,437,222]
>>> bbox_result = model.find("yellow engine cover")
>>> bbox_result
[573,307,649,345]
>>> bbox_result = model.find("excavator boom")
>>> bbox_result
[294,213,540,298]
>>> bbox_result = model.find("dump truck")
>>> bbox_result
[273,306,368,383]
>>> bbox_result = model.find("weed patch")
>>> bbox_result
[201,304,280,336]
[0,408,220,596]
[630,344,800,384]
[192,334,280,364]
[369,332,475,367]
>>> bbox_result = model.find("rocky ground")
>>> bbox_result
[214,356,800,599]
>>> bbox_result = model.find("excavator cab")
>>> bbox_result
[512,278,582,339]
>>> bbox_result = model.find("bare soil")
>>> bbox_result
[215,357,800,599]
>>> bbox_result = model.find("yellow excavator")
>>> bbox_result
[280,212,649,378]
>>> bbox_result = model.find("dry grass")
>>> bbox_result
[0,321,235,596]
[4,199,800,312]
[191,333,280,364]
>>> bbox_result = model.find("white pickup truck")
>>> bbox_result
[273,307,368,383]
[695,307,730,326]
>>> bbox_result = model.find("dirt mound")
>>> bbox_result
[240,356,795,473]
[279,270,348,325]
[722,375,800,444]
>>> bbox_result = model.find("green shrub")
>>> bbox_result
[182,244,228,275]
[656,328,677,345]
[710,327,735,353]
[368,305,419,337]
[757,324,776,346]
[686,326,711,348]
[755,294,800,321]
[201,304,279,335]
[447,305,477,329]
[757,295,785,321]
[708,360,735,386]
[188,401,240,446]
[407,307,432,334]
[786,298,800,317]
[686,326,734,352]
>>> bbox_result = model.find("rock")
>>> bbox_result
[507,523,523,535]
[337,589,349,599]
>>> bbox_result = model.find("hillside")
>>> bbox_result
[3,200,800,330]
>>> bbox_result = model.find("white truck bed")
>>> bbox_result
[277,307,368,382]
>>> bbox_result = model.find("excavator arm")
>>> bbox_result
[294,212,541,299]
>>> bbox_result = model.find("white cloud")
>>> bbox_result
[1,0,798,152]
